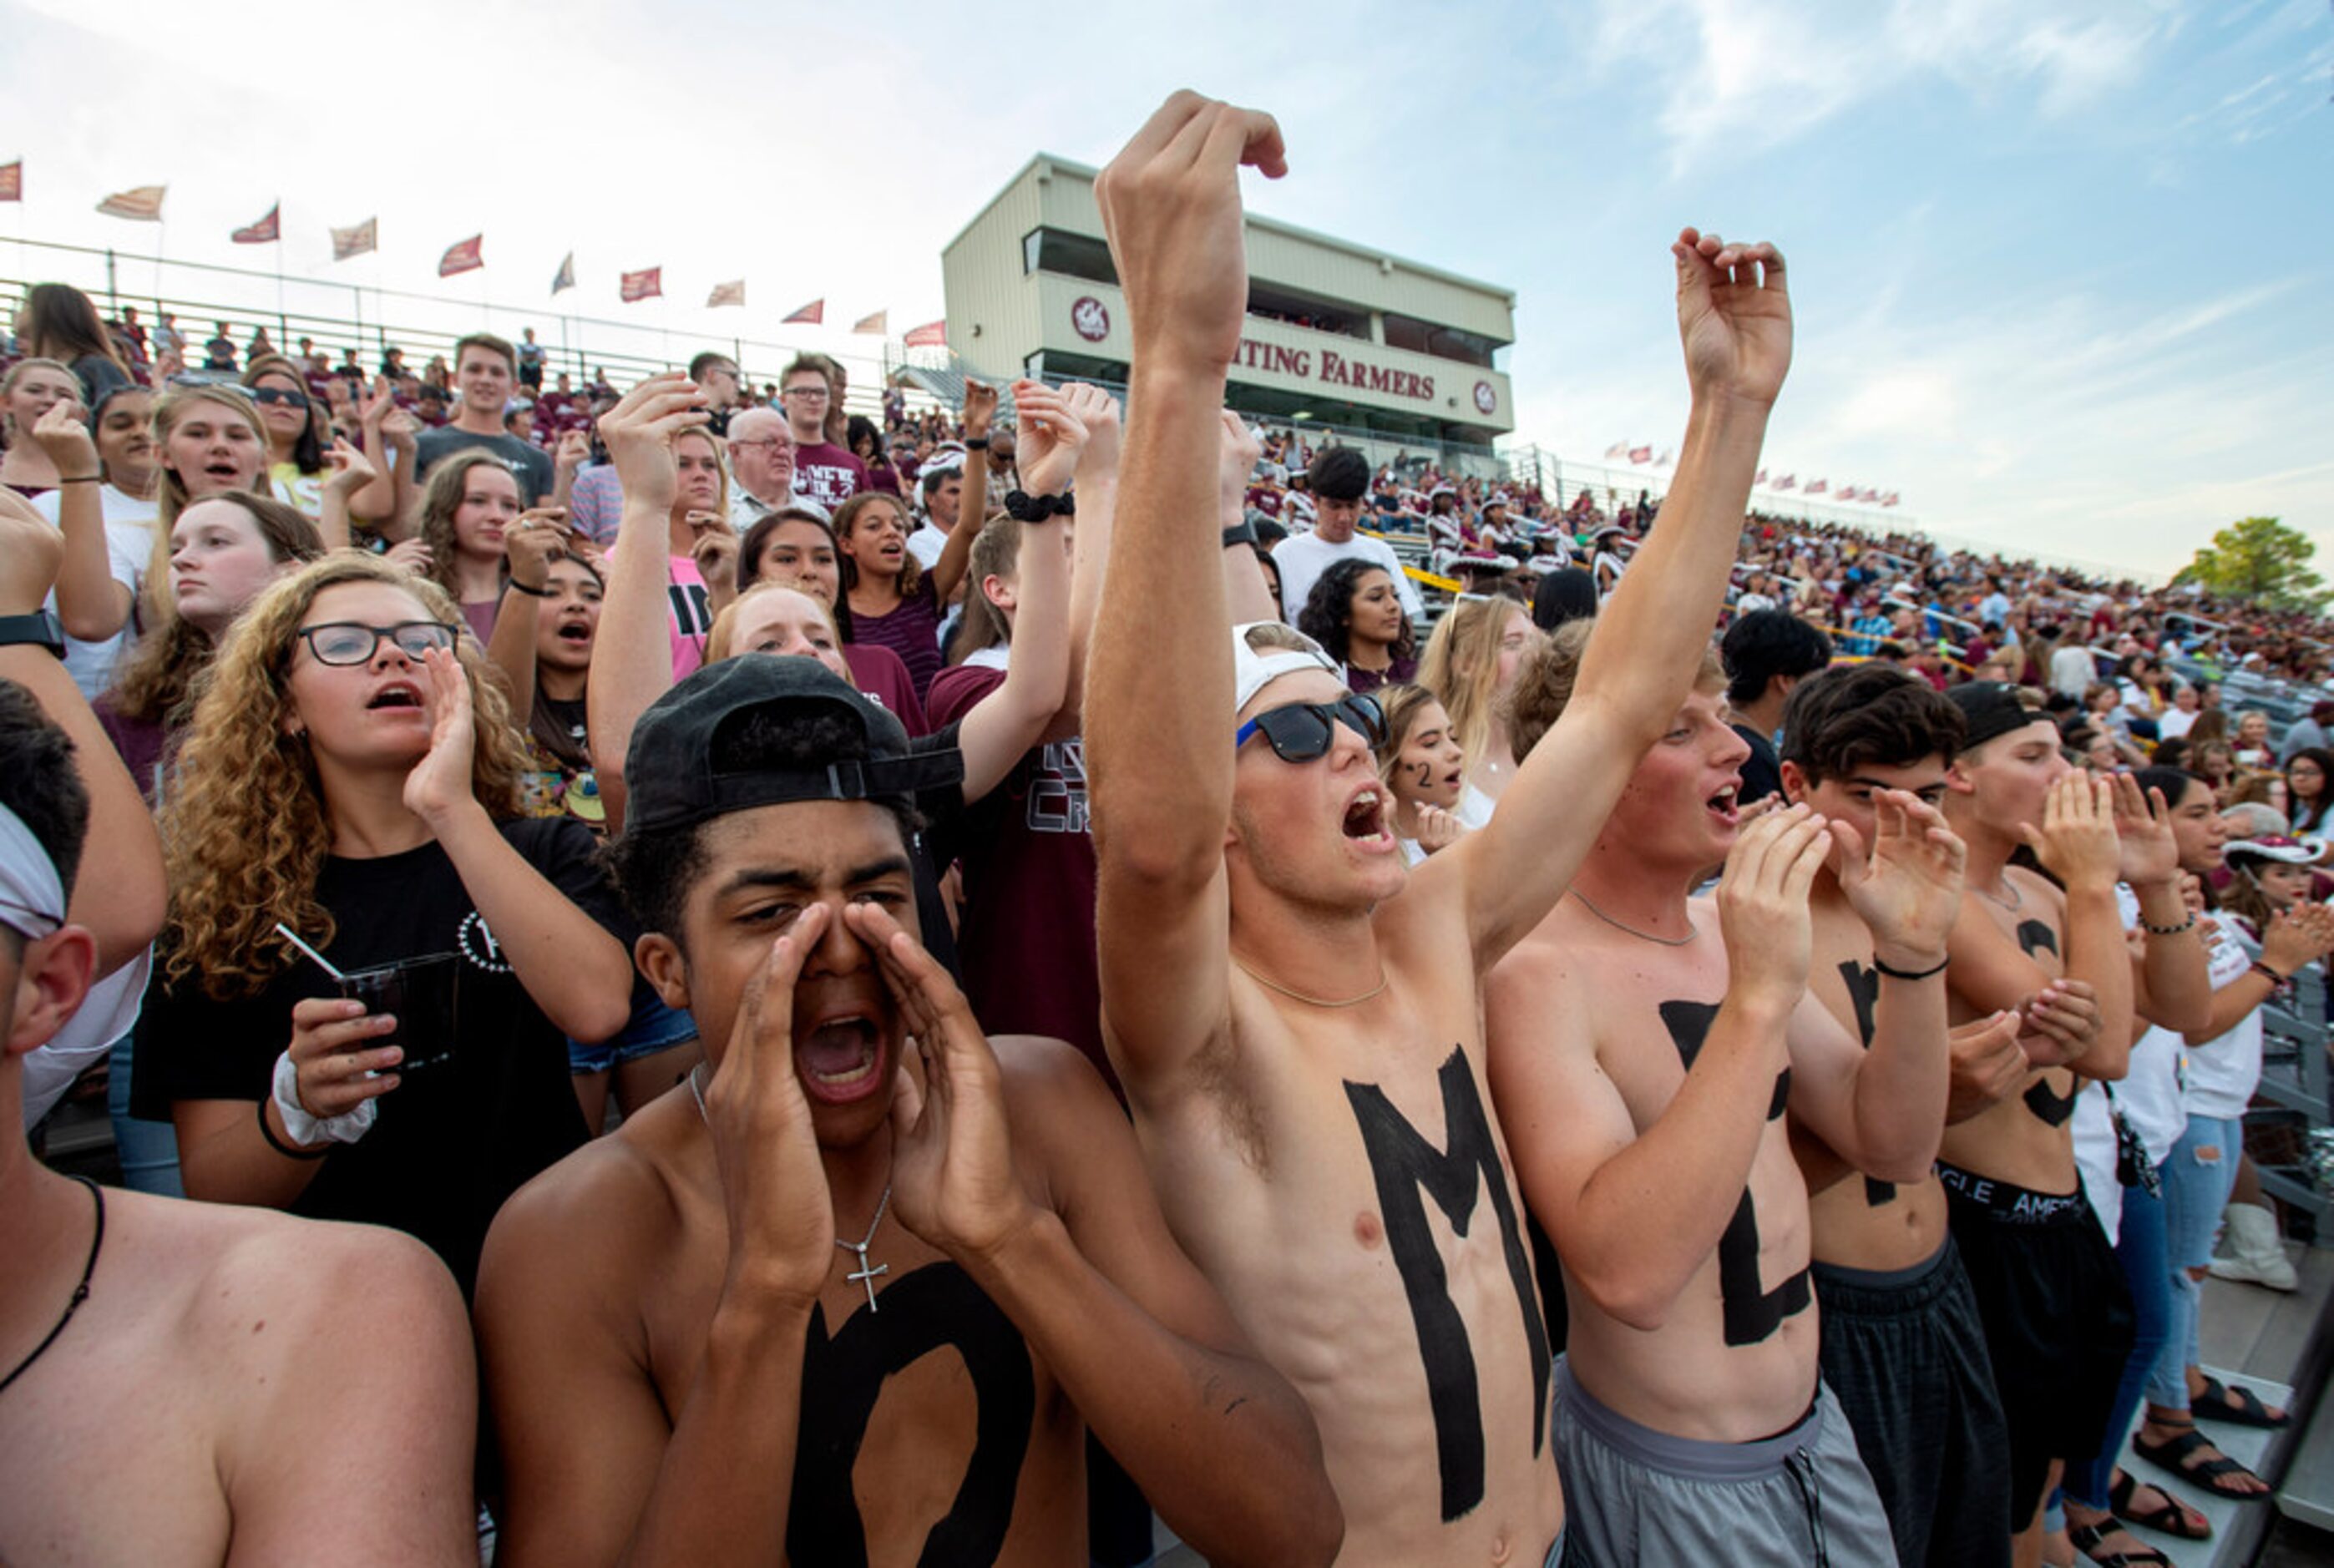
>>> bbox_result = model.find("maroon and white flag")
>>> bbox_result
[707,280,747,309]
[1604,442,1628,459]
[1628,445,1652,464]
[853,309,889,335]
[620,267,663,303]
[782,298,823,324]
[438,235,484,278]
[331,218,377,260]
[0,162,21,202]
[1805,478,1828,496]
[902,319,947,348]
[232,203,281,244]
[1881,492,1901,508]
[1772,474,1796,491]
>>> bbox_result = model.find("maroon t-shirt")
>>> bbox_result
[925,663,1109,1090]
[843,643,928,736]
[851,579,944,701]
[792,442,870,512]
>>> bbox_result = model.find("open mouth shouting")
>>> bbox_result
[1705,781,1741,830]
[1341,785,1396,852]
[796,1004,891,1105]
[367,679,426,712]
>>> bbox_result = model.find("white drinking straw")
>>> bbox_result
[273,922,347,982]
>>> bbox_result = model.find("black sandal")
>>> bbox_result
[2132,1426,2270,1500]
[2192,1374,2290,1429]
[2109,1470,2210,1540]
[2069,1521,2170,1568]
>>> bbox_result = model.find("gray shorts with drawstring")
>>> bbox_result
[1550,1358,1897,1567]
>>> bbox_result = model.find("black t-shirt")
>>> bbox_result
[134,817,623,1295]
[413,426,556,504]
[1733,723,1784,806]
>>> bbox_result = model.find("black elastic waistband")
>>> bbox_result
[1935,1162,2090,1227]
[1810,1232,1957,1313]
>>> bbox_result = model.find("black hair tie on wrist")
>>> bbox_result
[1872,954,1951,982]
[1004,489,1074,523]
[503,578,553,598]
[256,1097,331,1160]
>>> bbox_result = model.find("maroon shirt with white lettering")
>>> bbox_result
[791,442,869,512]
[926,662,1111,1092]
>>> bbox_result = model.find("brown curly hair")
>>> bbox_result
[160,554,532,999]
[833,490,922,599]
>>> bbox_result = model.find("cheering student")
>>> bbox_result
[836,488,962,701]
[411,334,554,504]
[473,655,1340,1567]
[737,506,928,728]
[0,358,84,496]
[133,554,634,1297]
[1418,592,1542,823]
[244,353,397,528]
[777,355,868,509]
[1935,684,2209,1567]
[28,382,158,699]
[1487,628,1952,1567]
[1086,89,1786,1565]
[0,592,479,1568]
[1370,683,1469,865]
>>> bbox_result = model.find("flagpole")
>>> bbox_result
[273,200,287,350]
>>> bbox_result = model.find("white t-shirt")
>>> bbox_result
[906,523,951,571]
[1273,530,1424,623]
[2049,645,2096,700]
[2157,707,2199,740]
[2185,916,2271,1120]
[33,483,159,701]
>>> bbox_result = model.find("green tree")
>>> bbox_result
[2173,517,2329,611]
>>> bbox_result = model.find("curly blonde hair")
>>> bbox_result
[146,383,273,625]
[160,554,532,999]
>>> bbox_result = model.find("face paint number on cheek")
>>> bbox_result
[1344,1044,1551,1524]
[1660,1001,1810,1346]
[1410,761,1432,790]
[787,1262,1034,1568]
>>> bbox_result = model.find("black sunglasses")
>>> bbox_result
[1234,692,1386,763]
[248,386,309,407]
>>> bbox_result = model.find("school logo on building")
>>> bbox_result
[1473,381,1497,416]
[1071,296,1110,342]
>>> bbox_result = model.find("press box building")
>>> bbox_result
[941,154,1516,473]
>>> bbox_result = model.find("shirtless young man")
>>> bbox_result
[1485,626,1953,1568]
[0,661,477,1565]
[1777,662,2058,1568]
[473,655,1339,1568]
[1934,682,2210,1568]
[1085,91,1789,1565]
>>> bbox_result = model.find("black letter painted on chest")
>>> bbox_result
[787,1262,1035,1568]
[2012,921,2077,1127]
[1659,1001,1811,1346]
[1344,1044,1551,1523]
[1834,962,1898,1207]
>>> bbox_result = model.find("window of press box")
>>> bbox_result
[1382,312,1501,369]
[1024,228,1119,287]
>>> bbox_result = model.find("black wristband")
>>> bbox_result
[503,578,552,598]
[1004,489,1074,523]
[964,436,990,451]
[2250,959,2290,988]
[1872,954,1951,982]
[256,1096,331,1160]
[57,474,101,484]
[1222,520,1259,551]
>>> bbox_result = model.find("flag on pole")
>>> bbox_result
[1627,445,1652,464]
[438,235,484,278]
[1881,492,1900,508]
[551,252,575,295]
[331,218,378,260]
[95,185,165,221]
[231,203,281,244]
[620,267,662,303]
[1754,468,1768,485]
[1772,474,1796,491]
[707,280,747,309]
[0,162,20,202]
[853,309,889,335]
[902,319,947,348]
[1603,442,1628,459]
[782,298,823,325]
[1805,478,1828,496]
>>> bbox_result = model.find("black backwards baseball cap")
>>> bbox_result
[1946,681,2050,749]
[622,657,963,835]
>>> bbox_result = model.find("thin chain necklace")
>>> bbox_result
[1974,875,2024,911]
[1571,889,1699,947]
[0,1176,104,1398]
[686,1065,894,1313]
[1233,958,1390,1009]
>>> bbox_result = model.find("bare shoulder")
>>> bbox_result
[493,1107,687,1262]
[995,1034,1127,1161]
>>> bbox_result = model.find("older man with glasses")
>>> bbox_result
[725,405,804,532]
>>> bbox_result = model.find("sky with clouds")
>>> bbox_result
[3,0,2326,578]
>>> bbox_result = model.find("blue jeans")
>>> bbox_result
[2150,1115,2244,1408]
[2065,1177,2170,1509]
[106,1032,184,1197]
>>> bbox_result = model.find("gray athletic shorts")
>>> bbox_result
[1551,1358,1898,1568]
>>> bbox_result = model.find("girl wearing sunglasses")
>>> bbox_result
[133,552,635,1296]
[243,354,396,531]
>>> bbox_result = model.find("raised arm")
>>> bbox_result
[1445,230,1791,963]
[1056,381,1121,731]
[586,375,707,832]
[29,401,134,642]
[484,514,566,719]
[313,436,378,553]
[934,381,1000,607]
[0,502,164,975]
[1086,94,1286,1095]
[1491,807,1827,1328]
[2111,772,2213,1033]
[1217,413,1281,625]
[954,383,1084,797]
